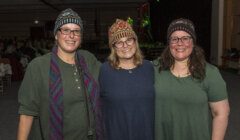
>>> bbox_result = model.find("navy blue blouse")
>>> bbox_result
[99,60,155,140]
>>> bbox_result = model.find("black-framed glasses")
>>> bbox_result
[114,38,135,49]
[58,28,81,36]
[169,36,192,44]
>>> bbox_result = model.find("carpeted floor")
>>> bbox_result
[0,70,239,140]
[0,82,19,140]
[222,71,240,140]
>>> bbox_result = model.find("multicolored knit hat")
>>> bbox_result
[108,19,137,47]
[54,8,83,35]
[167,18,196,42]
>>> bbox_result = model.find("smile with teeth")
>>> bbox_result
[175,48,186,52]
[121,49,130,53]
[66,41,75,45]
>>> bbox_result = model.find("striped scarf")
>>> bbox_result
[49,46,103,140]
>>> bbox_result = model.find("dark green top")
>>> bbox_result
[18,50,101,140]
[154,63,228,140]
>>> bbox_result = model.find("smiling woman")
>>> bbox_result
[169,31,194,62]
[55,23,82,57]
[154,18,230,140]
[99,18,155,140]
[17,8,103,140]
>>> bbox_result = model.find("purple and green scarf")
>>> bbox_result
[49,46,103,140]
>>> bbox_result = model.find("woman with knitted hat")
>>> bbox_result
[17,8,103,140]
[99,19,155,140]
[154,18,230,140]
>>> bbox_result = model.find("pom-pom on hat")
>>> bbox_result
[108,19,137,47]
[54,8,83,35]
[167,18,196,42]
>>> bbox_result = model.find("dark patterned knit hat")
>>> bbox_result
[108,19,137,47]
[54,8,83,35]
[167,18,196,42]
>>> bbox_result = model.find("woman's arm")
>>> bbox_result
[209,99,230,140]
[17,114,34,140]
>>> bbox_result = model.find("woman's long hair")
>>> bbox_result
[159,44,206,81]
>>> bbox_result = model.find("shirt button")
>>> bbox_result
[77,86,81,89]
[74,72,77,75]
[76,79,78,82]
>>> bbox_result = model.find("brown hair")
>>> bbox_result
[158,44,206,81]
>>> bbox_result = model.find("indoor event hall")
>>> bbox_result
[0,0,239,140]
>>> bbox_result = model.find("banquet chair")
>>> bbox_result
[0,58,12,87]
[0,77,4,95]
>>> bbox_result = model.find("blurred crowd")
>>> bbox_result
[0,37,55,80]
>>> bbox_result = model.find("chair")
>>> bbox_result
[0,77,4,95]
[3,74,11,87]
[0,58,12,88]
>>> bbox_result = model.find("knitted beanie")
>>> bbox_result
[108,19,137,47]
[54,8,83,35]
[167,18,196,42]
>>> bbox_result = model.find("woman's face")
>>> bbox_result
[169,31,193,62]
[55,23,81,54]
[114,37,137,62]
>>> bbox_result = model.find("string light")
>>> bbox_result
[127,17,134,25]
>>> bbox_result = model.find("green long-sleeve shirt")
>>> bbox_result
[18,50,101,140]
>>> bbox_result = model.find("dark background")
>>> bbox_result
[149,0,212,60]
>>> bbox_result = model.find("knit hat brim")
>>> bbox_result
[167,18,196,42]
[54,8,83,35]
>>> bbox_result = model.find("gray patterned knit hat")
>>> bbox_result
[54,8,83,35]
[167,18,196,42]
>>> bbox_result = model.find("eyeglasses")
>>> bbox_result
[114,38,135,49]
[58,28,81,36]
[169,36,192,44]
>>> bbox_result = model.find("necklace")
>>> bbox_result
[118,63,136,74]
[128,70,133,74]
[170,67,190,78]
[118,60,136,74]
[118,66,136,74]
[173,70,190,77]
[119,67,134,74]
